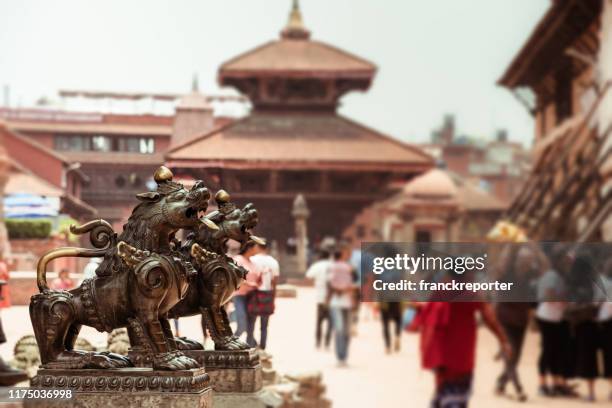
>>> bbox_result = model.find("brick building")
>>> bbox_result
[423,115,530,204]
[0,85,243,230]
[343,168,505,244]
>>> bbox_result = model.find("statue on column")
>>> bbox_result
[292,194,310,275]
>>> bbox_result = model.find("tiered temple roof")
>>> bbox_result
[169,0,431,172]
[167,113,431,171]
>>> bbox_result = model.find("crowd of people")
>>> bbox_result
[531,246,612,403]
[303,239,612,407]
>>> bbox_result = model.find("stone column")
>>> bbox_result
[0,130,10,258]
[291,194,310,275]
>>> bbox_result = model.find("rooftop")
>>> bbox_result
[167,111,432,171]
[498,0,600,88]
[402,168,458,199]
[6,160,63,197]
[219,0,376,80]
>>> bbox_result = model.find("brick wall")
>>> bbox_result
[12,237,87,272]
[3,128,64,187]
[7,236,87,305]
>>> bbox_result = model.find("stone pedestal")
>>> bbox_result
[184,349,266,408]
[127,348,266,406]
[182,349,262,393]
[27,367,212,408]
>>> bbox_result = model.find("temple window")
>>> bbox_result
[54,135,90,151]
[279,171,319,192]
[92,135,112,152]
[236,172,269,192]
[118,137,154,153]
[54,135,155,154]
[330,173,359,193]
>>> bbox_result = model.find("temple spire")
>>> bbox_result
[281,0,310,39]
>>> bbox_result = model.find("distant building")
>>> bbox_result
[0,119,95,221]
[166,1,432,250]
[0,86,244,229]
[498,0,610,241]
[423,115,530,204]
[343,168,505,243]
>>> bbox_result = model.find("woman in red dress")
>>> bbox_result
[419,301,511,408]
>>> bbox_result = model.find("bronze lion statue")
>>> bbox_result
[168,190,263,351]
[29,166,214,370]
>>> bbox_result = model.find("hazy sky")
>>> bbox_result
[0,0,549,145]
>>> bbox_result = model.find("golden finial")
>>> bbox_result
[215,189,231,204]
[282,0,310,39]
[287,0,304,29]
[154,166,174,183]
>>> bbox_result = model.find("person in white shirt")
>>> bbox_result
[326,246,355,366]
[247,243,280,350]
[306,250,333,349]
[81,257,102,284]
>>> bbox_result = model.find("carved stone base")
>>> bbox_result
[27,367,212,408]
[127,348,262,393]
[213,390,271,408]
[183,349,260,370]
[183,349,262,393]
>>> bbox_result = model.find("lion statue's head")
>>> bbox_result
[185,190,261,255]
[96,166,211,276]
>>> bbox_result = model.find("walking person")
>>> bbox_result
[81,257,101,283]
[231,242,262,341]
[494,245,544,401]
[247,243,280,350]
[566,253,604,402]
[535,244,575,397]
[306,248,333,349]
[326,245,355,366]
[50,268,75,290]
[598,257,612,401]
[0,255,11,310]
[379,302,403,354]
[0,255,28,386]
[418,301,511,408]
[348,239,362,336]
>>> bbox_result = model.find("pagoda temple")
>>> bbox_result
[166,1,433,248]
